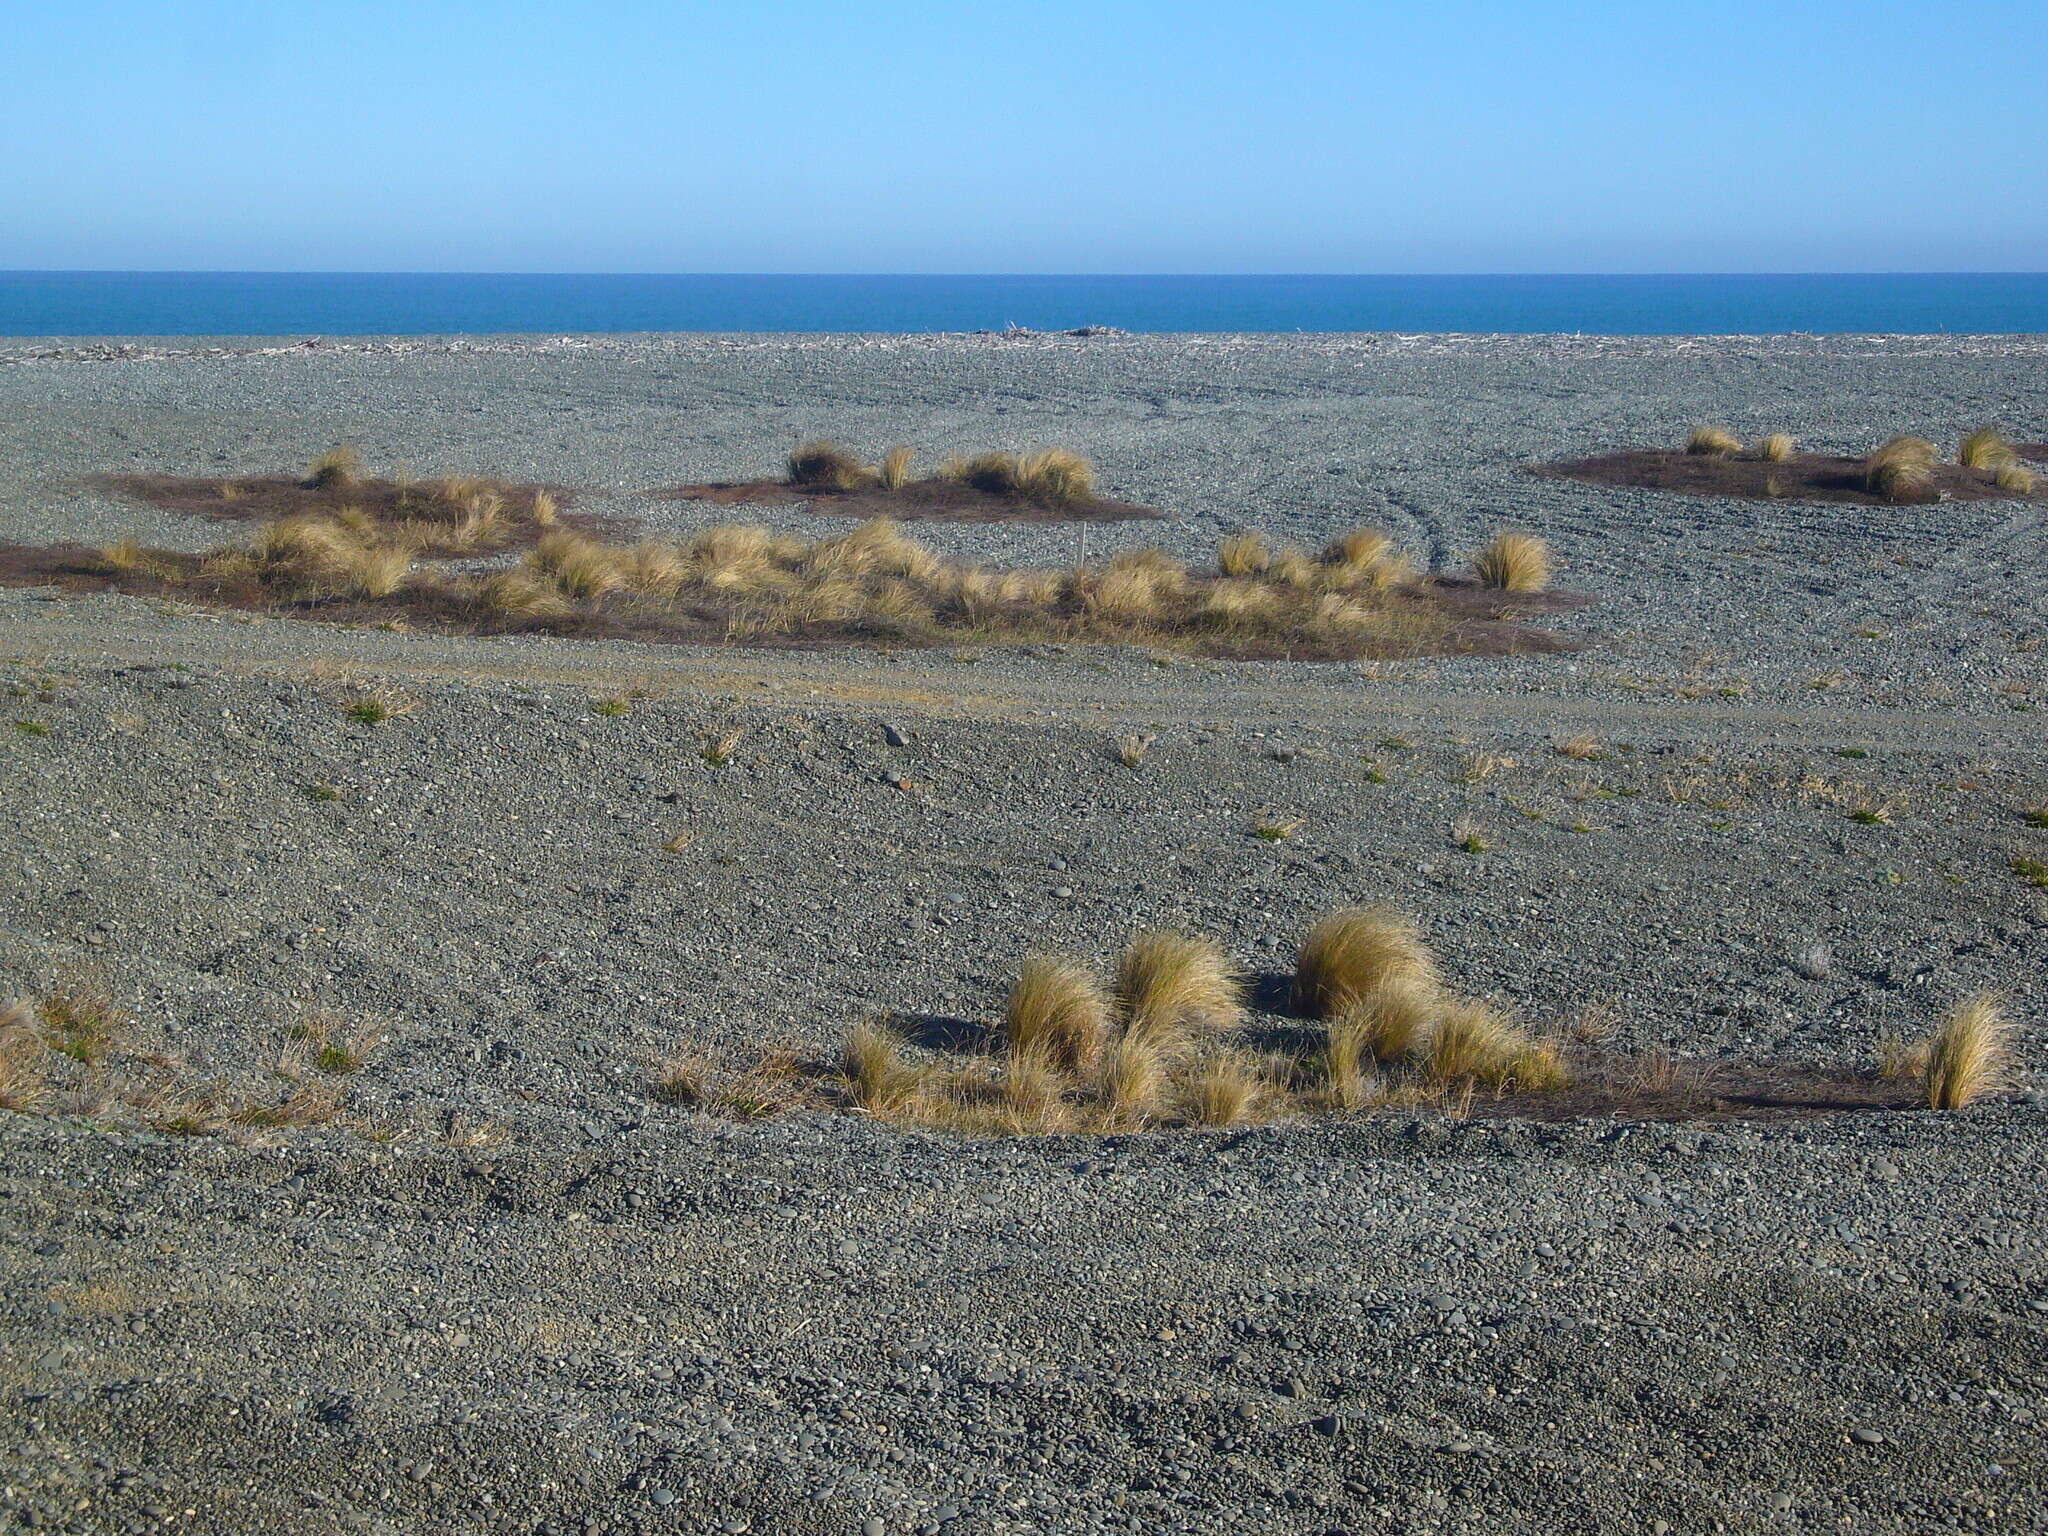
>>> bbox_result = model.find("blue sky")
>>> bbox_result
[4,0,2043,273]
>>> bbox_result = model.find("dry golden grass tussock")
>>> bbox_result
[842,1019,922,1113]
[1685,426,1742,458]
[1180,1051,1266,1127]
[649,1052,711,1106]
[1198,579,1280,631]
[878,445,915,491]
[1424,999,1566,1088]
[1958,427,2016,470]
[529,489,560,527]
[1004,955,1112,1074]
[307,445,363,489]
[1867,457,1934,502]
[529,531,624,600]
[1555,733,1604,761]
[471,569,575,622]
[1217,530,1271,578]
[1331,976,1441,1064]
[1922,993,2013,1110]
[1323,527,1393,572]
[1472,530,1551,592]
[1322,1014,1380,1109]
[1863,435,1938,500]
[1294,906,1440,1019]
[1017,448,1095,503]
[1098,1033,1168,1127]
[945,451,1024,496]
[1757,433,1794,462]
[1114,931,1242,1049]
[1083,564,1172,625]
[1996,462,2036,494]
[787,440,874,491]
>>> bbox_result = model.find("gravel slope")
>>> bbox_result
[0,334,2043,1535]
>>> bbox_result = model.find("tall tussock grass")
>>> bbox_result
[1686,427,1742,458]
[1004,955,1111,1073]
[1472,530,1551,592]
[1958,427,2016,470]
[787,441,876,491]
[1294,906,1439,1018]
[1920,994,2013,1111]
[1862,436,1939,500]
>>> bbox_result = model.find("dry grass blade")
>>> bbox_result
[1922,994,2013,1110]
[1293,906,1440,1019]
[1472,530,1550,592]
[1004,956,1111,1074]
[1114,931,1242,1050]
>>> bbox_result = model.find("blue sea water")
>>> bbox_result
[3,271,2046,338]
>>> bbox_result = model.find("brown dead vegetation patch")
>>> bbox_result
[97,472,611,544]
[652,476,1162,525]
[0,514,1588,662]
[1533,449,2042,507]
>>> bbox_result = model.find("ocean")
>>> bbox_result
[3,271,2046,338]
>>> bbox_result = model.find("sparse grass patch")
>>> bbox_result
[878,445,915,491]
[1116,732,1155,771]
[591,696,631,717]
[2011,854,2048,888]
[842,1018,922,1113]
[1453,820,1490,854]
[13,719,50,737]
[1555,734,1604,761]
[339,688,414,725]
[701,727,744,767]
[304,782,342,803]
[1252,814,1304,842]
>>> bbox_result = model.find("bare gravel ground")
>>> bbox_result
[0,333,2044,1535]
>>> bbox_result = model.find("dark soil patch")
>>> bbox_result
[0,541,1587,662]
[652,477,1162,525]
[1471,1052,1923,1124]
[2018,442,2048,463]
[1532,449,2039,507]
[96,473,617,541]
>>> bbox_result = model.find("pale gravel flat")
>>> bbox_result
[0,334,2043,1535]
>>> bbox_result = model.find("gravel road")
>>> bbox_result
[1,333,2043,1534]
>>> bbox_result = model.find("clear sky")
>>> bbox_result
[4,0,2043,273]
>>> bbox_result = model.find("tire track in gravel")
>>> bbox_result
[2,595,2038,757]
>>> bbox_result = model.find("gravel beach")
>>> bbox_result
[1,332,2044,1534]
